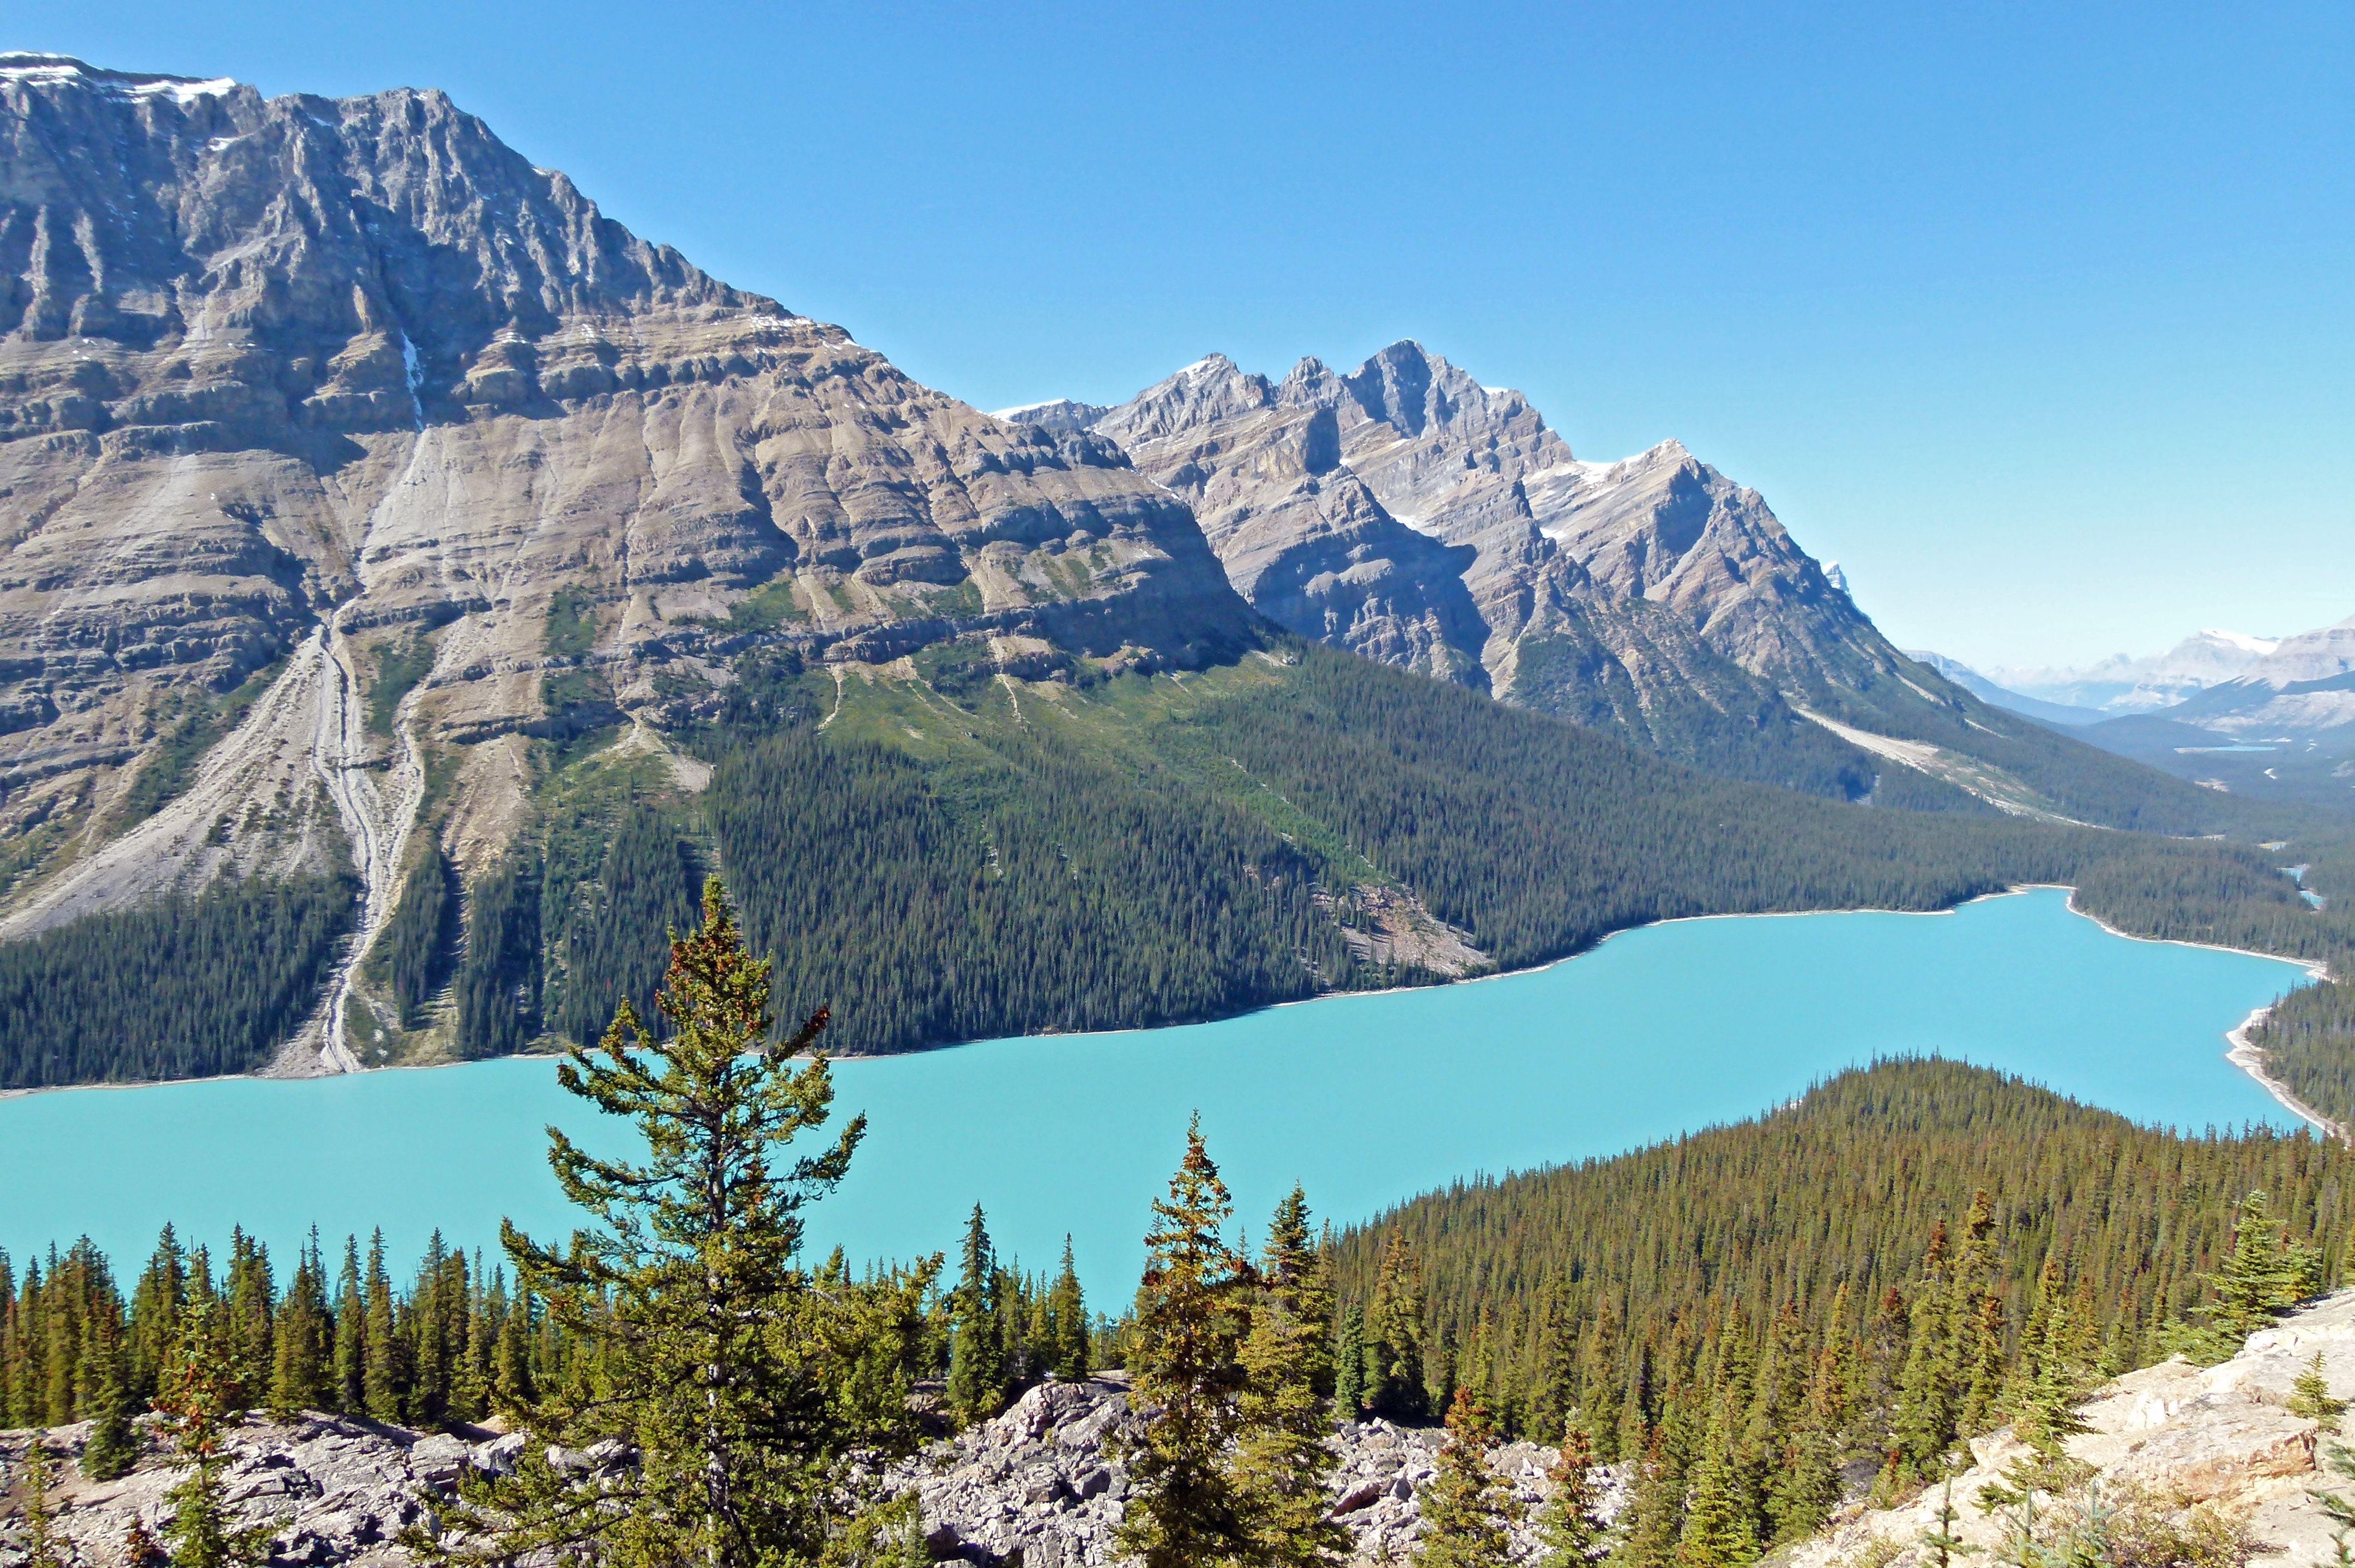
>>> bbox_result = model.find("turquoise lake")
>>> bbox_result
[0,888,2317,1301]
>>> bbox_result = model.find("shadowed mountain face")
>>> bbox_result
[0,55,1252,918]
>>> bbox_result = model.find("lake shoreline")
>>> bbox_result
[2223,1004,2347,1144]
[2043,882,2338,1140]
[0,887,2310,1299]
[1,882,2326,1106]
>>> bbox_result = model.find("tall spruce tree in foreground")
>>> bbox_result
[1233,1185,1347,1568]
[1413,1388,1523,1568]
[155,1300,277,1568]
[1048,1237,1089,1381]
[1116,1115,1255,1568]
[947,1206,1005,1422]
[437,876,869,1568]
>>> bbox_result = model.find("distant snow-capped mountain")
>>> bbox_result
[1989,629,2281,716]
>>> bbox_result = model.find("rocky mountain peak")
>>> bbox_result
[0,59,1255,991]
[1,54,768,402]
[1013,343,1950,794]
[1089,352,1272,446]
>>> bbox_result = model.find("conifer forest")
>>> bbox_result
[3,26,2351,1568]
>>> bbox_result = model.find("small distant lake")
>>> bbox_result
[0,889,2315,1302]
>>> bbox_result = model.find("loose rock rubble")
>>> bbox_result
[881,1373,1593,1566]
[1787,1288,2355,1568]
[0,1413,520,1567]
[0,1377,1600,1566]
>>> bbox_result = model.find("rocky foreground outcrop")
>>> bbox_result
[1786,1289,2355,1568]
[877,1375,1574,1566]
[0,1375,1579,1567]
[19,1289,2355,1566]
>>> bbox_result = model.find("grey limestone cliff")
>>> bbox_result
[1013,342,1957,793]
[0,55,1256,1010]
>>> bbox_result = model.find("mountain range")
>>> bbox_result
[1920,618,2355,809]
[1989,628,2284,715]
[0,54,2312,1087]
[1000,349,2232,822]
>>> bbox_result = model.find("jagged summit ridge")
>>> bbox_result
[0,53,238,104]
[1012,340,1917,784]
[0,57,1253,962]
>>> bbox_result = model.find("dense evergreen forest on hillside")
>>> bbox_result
[2245,827,2355,1127]
[5,638,2350,1084]
[0,874,354,1089]
[702,728,1359,1054]
[1326,1058,2351,1450]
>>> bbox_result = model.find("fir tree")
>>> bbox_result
[1957,1291,2008,1438]
[1680,1352,1761,1568]
[333,1237,365,1414]
[267,1232,333,1420]
[156,1300,277,1568]
[21,1440,64,1568]
[82,1313,139,1480]
[946,1205,1005,1423]
[1677,1441,1760,1568]
[1366,1227,1428,1422]
[1333,1302,1368,1419]
[1414,1388,1523,1568]
[128,1226,186,1407]
[2187,1190,2325,1354]
[1610,1426,1684,1568]
[124,1516,166,1568]
[2293,1352,2347,1428]
[493,1286,537,1413]
[1233,1185,1347,1568]
[444,876,872,1567]
[1047,1237,1089,1381]
[360,1231,399,1422]
[1115,1114,1253,1568]
[1920,1478,1977,1568]
[2317,1438,2355,1537]
[1535,1413,1607,1567]
[224,1228,274,1404]
[1976,1301,2092,1512]
[1893,1219,1960,1482]
[2001,1258,2064,1422]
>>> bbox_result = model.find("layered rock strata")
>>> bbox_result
[1016,344,1958,772]
[0,55,1256,993]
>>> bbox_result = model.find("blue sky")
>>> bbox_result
[16,1,2352,668]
